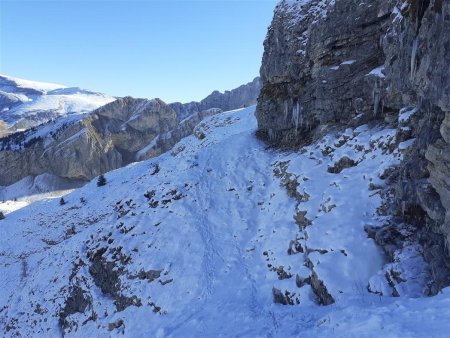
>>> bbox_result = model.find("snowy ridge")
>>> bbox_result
[0,74,115,134]
[0,106,449,337]
[0,74,66,93]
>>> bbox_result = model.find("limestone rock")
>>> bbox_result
[170,77,260,121]
[257,0,450,290]
[385,0,450,278]
[256,0,394,144]
[0,98,222,185]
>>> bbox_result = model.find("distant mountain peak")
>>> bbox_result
[0,74,67,94]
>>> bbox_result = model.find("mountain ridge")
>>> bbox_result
[0,76,261,215]
[169,77,261,121]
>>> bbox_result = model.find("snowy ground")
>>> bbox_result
[0,173,84,214]
[0,106,449,337]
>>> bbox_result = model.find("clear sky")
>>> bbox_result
[0,0,277,103]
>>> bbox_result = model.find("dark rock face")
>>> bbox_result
[170,77,261,121]
[257,0,450,291]
[59,285,92,330]
[256,0,394,144]
[384,0,450,291]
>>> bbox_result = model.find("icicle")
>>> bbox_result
[373,91,380,116]
[373,80,381,116]
[284,100,289,123]
[292,99,300,130]
[268,128,276,141]
[410,38,418,80]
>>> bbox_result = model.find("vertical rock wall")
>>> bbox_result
[256,0,394,144]
[385,0,450,291]
[256,0,450,290]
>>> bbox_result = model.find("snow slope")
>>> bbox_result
[0,173,85,215]
[0,106,449,337]
[0,74,115,134]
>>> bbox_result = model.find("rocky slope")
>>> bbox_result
[0,77,260,191]
[170,77,261,121]
[256,0,450,291]
[0,97,221,186]
[2,107,450,337]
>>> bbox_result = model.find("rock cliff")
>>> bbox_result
[0,97,222,185]
[170,77,261,121]
[385,0,450,292]
[0,77,261,187]
[256,0,450,291]
[256,0,394,144]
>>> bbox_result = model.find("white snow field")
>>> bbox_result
[0,173,85,214]
[0,106,449,337]
[0,74,115,133]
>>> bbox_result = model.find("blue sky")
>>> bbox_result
[0,0,277,102]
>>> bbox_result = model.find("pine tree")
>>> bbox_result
[59,197,66,206]
[0,212,5,220]
[97,174,107,187]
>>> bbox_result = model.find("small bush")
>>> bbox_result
[0,212,5,220]
[97,174,107,187]
[59,197,66,206]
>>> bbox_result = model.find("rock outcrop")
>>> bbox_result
[256,0,394,144]
[0,97,222,185]
[256,0,450,291]
[170,77,261,121]
[384,0,450,293]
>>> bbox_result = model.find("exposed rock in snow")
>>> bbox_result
[1,107,449,336]
[256,0,450,292]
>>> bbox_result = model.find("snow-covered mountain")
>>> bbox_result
[0,0,449,336]
[1,106,449,337]
[0,76,260,215]
[0,74,116,136]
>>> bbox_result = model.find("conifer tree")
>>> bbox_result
[97,174,107,187]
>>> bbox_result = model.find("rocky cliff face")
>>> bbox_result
[384,0,450,292]
[0,76,262,188]
[256,0,450,291]
[256,0,394,144]
[0,97,222,185]
[170,77,261,121]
